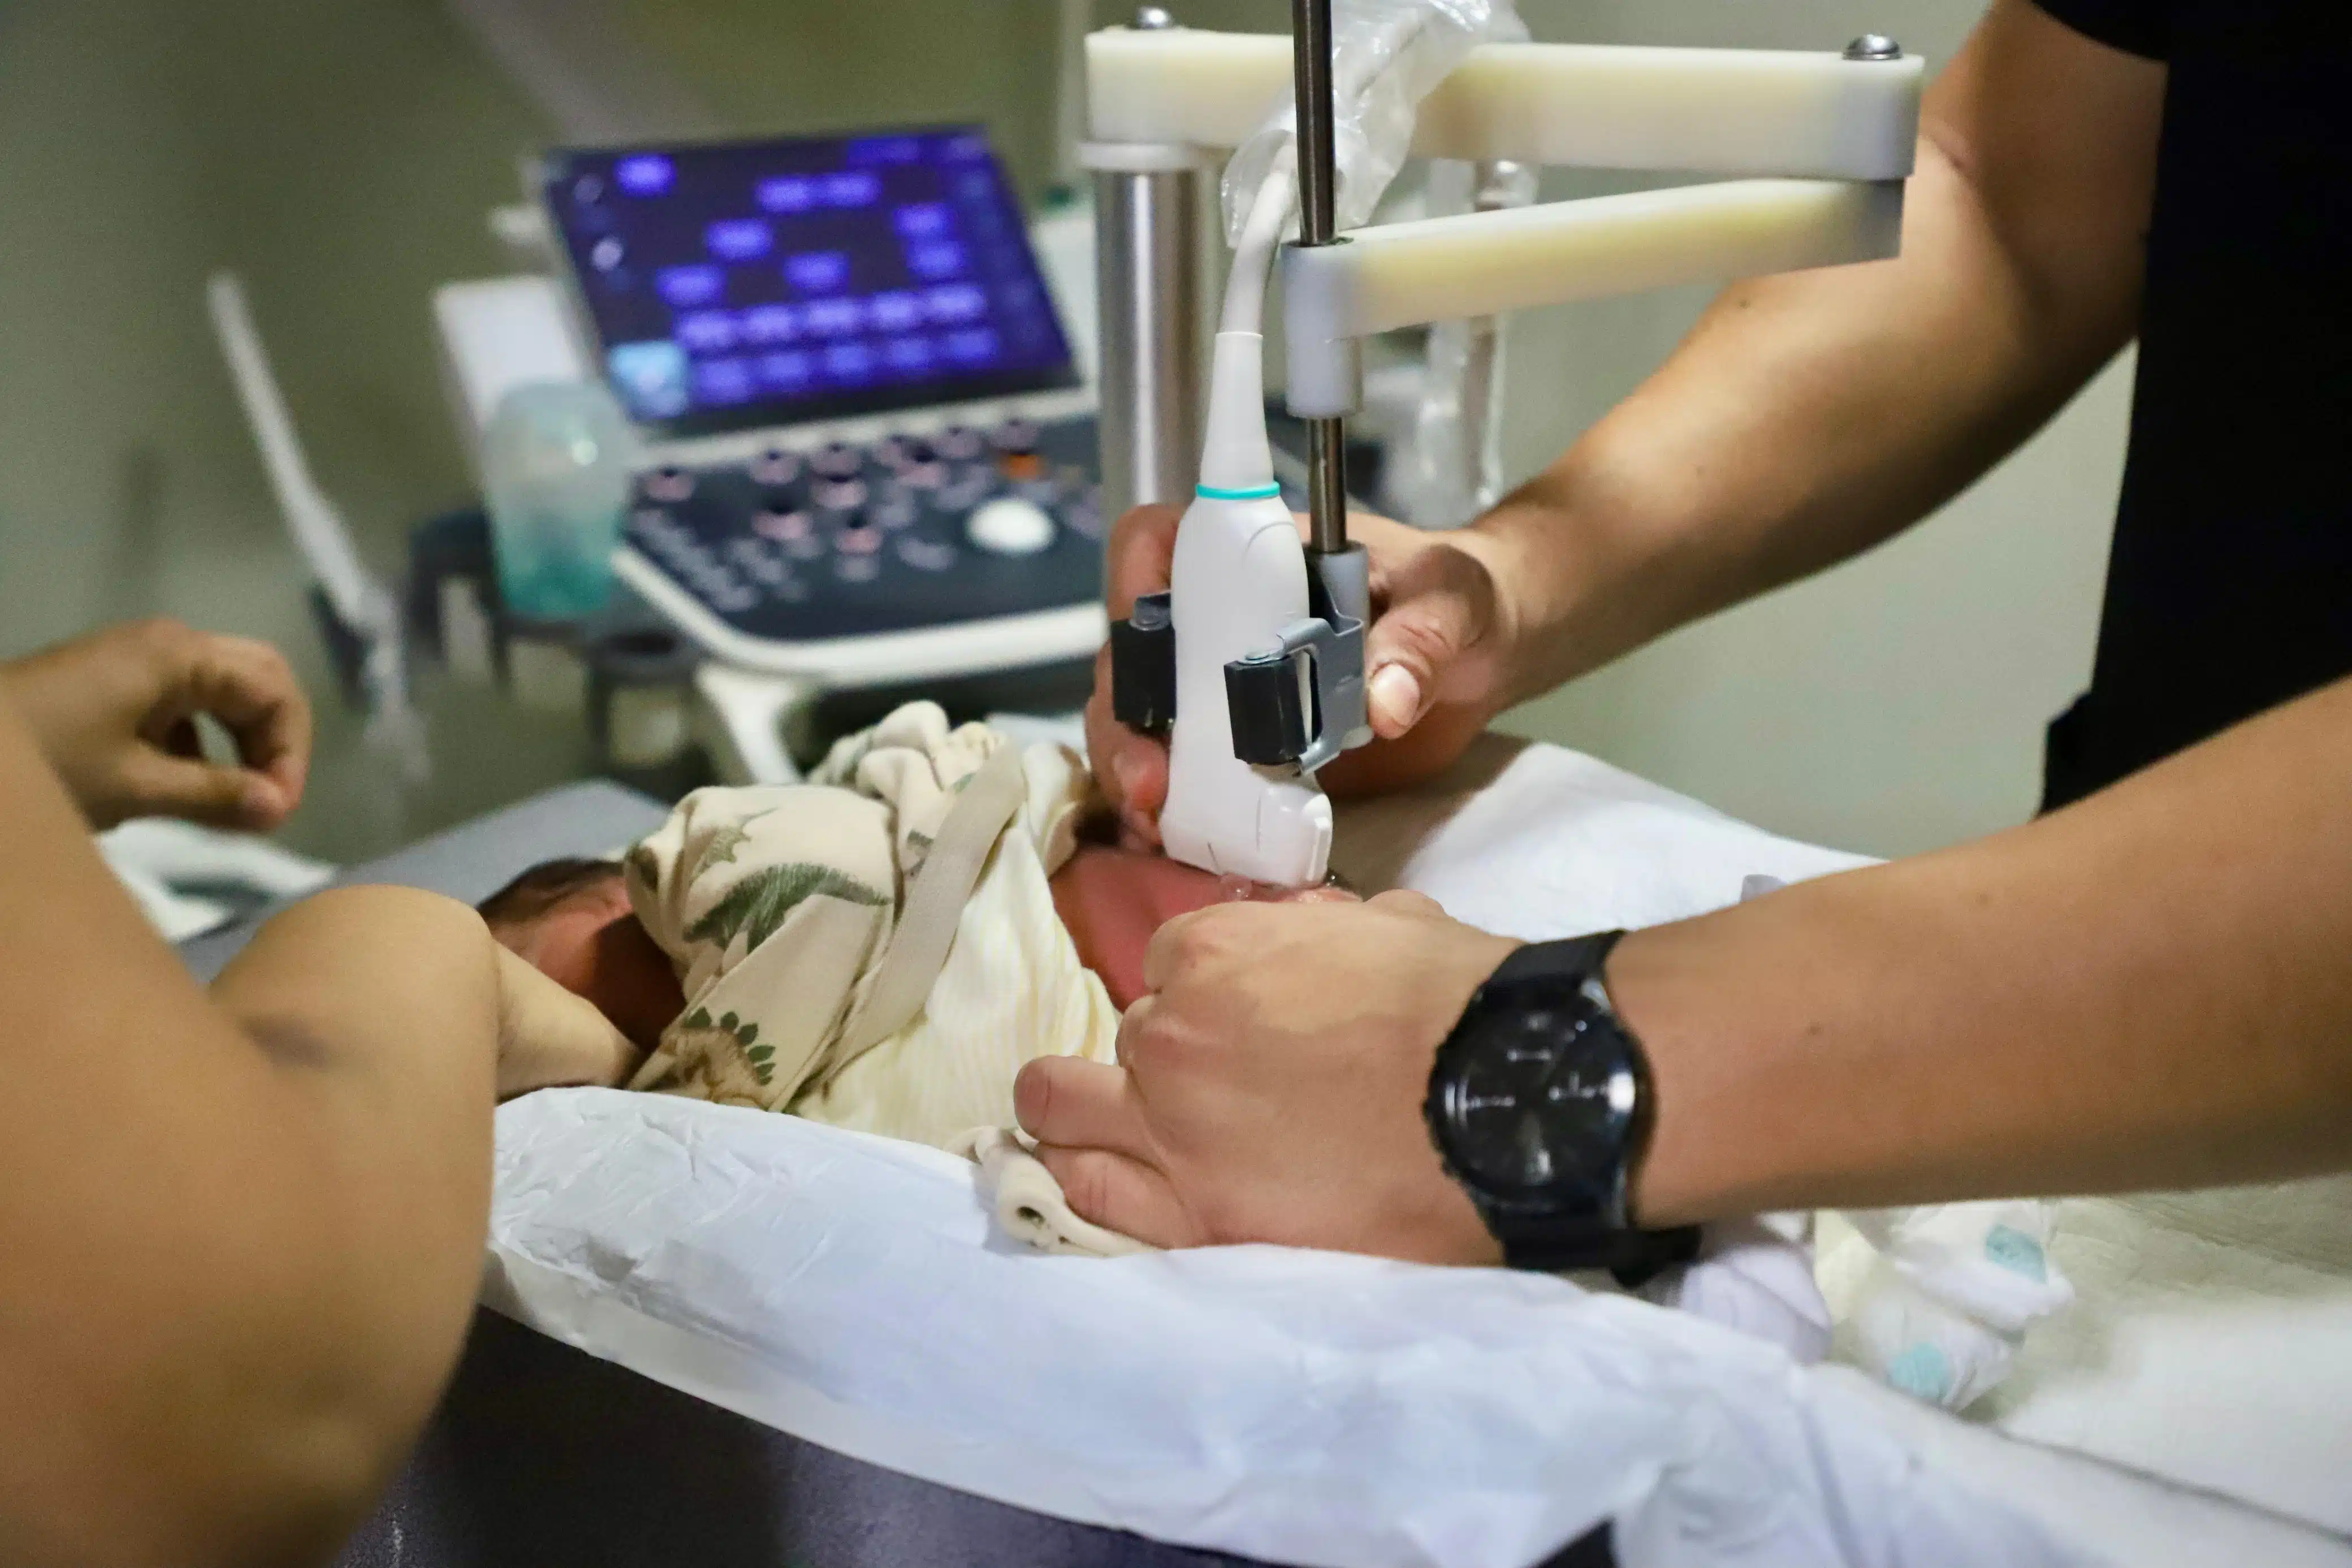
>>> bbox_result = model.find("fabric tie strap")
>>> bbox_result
[816,740,1029,1090]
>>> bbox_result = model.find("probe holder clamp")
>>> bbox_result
[1225,612,1365,772]
[1110,591,1178,737]
[1111,589,1368,774]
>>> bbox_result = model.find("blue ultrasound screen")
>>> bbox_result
[543,128,1078,435]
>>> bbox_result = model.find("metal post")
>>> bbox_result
[1292,0,1337,248]
[1291,0,1348,554]
[1094,158,1204,516]
[1090,6,1205,520]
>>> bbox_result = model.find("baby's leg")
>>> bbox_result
[1049,843,1357,1009]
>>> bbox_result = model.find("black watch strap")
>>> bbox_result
[1489,1212,1702,1289]
[1487,929,1623,988]
[1454,932,1701,1287]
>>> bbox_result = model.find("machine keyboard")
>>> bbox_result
[623,413,1105,643]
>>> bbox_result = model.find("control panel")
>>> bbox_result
[614,412,1105,666]
[517,123,1114,688]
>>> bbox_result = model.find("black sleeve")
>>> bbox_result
[2030,0,2170,59]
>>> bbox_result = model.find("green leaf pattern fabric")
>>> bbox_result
[665,1006,776,1095]
[685,861,887,954]
[619,701,1115,1148]
[685,807,774,887]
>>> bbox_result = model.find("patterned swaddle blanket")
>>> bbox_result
[616,701,2075,1376]
[621,701,1122,1156]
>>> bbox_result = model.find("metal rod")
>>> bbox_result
[1093,159,1205,516]
[1292,0,1337,246]
[1291,0,1348,552]
[1305,421,1347,551]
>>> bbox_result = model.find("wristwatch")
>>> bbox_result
[1424,932,1700,1287]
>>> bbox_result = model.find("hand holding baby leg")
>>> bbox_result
[1017,892,1515,1262]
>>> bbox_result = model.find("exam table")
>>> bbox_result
[185,780,1612,1568]
[184,762,2352,1568]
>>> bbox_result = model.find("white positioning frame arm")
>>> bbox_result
[1281,177,1904,415]
[1086,34,1923,180]
[1084,29,1925,417]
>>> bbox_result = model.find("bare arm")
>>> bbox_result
[0,697,626,1566]
[1468,1,2163,702]
[1462,1,2161,702]
[1623,672,2352,1224]
[1016,673,2352,1259]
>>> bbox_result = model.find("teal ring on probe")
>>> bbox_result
[1195,482,1282,501]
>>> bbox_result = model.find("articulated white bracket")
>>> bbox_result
[1089,22,1924,886]
[1091,26,1920,412]
[1089,28,1921,423]
[1086,32,1923,179]
[1282,177,1904,415]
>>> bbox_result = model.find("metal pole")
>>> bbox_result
[1089,6,1203,521]
[1291,0,1348,554]
[1293,0,1336,246]
[1093,157,1204,516]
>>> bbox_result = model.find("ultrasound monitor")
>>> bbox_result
[541,127,1079,439]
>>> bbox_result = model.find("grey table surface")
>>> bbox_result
[180,778,671,981]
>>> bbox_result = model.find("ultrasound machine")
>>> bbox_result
[436,124,1112,782]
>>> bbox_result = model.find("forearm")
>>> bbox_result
[83,893,624,1566]
[206,887,507,1442]
[57,890,501,1568]
[1468,6,2156,705]
[0,691,503,1566]
[1620,676,2352,1227]
[1472,154,2046,701]
[103,893,504,1566]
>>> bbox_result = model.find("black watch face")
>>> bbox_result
[1433,974,1639,1209]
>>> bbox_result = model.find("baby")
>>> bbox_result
[485,701,1347,1253]
[487,703,2077,1402]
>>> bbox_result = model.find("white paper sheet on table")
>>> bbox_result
[1326,733,1873,941]
[486,737,2060,1568]
[492,1090,2085,1568]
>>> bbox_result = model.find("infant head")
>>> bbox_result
[479,858,682,1051]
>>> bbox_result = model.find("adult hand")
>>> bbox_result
[1015,890,1519,1263]
[0,618,313,831]
[1085,504,1514,848]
